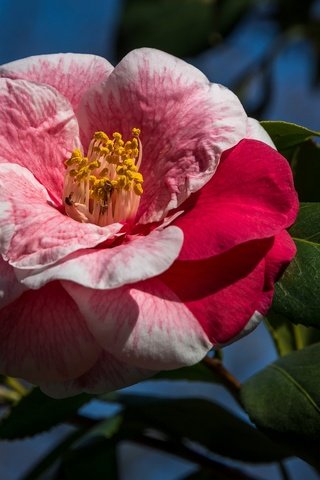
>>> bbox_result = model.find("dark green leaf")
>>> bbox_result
[117,0,216,60]
[153,362,220,383]
[59,437,119,480]
[217,0,254,36]
[118,394,290,462]
[290,141,320,202]
[272,203,320,328]
[241,343,320,467]
[260,120,320,151]
[22,415,123,480]
[290,203,320,242]
[0,388,91,439]
[21,428,87,480]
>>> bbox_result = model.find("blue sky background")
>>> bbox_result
[0,1,319,479]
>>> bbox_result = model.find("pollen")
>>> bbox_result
[63,129,143,226]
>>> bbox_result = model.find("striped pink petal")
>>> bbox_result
[0,282,100,383]
[64,277,212,370]
[0,78,80,205]
[0,53,113,111]
[78,48,248,223]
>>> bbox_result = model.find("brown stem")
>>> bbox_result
[202,355,242,404]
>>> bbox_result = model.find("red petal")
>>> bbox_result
[161,239,272,344]
[175,139,298,260]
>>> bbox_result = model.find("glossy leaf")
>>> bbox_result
[241,343,320,466]
[260,120,320,151]
[118,394,290,463]
[0,388,90,439]
[290,141,320,202]
[117,0,216,59]
[272,203,320,328]
[265,312,320,356]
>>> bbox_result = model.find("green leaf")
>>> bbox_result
[21,429,87,480]
[0,388,91,439]
[117,0,216,60]
[260,120,320,151]
[265,312,320,356]
[272,203,320,328]
[217,0,254,35]
[59,437,119,480]
[241,343,320,467]
[118,394,290,463]
[22,415,123,480]
[153,362,220,383]
[88,415,123,440]
[290,202,320,242]
[290,141,320,202]
[265,312,303,356]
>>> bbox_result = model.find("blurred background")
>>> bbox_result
[0,0,319,479]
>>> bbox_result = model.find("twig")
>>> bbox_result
[202,355,242,404]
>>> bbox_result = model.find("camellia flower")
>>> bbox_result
[0,49,298,398]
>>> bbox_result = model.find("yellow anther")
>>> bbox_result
[71,148,83,158]
[113,132,122,140]
[99,147,110,156]
[116,147,125,155]
[65,157,75,167]
[94,131,109,142]
[88,160,101,170]
[117,175,128,188]
[127,171,143,183]
[133,183,143,196]
[116,165,128,175]
[123,159,135,168]
[64,128,143,226]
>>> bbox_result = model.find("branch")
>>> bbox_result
[202,355,242,404]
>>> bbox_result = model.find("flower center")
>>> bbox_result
[63,128,143,226]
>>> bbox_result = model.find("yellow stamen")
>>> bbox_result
[63,128,143,226]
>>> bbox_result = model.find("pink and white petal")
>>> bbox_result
[175,139,299,260]
[64,277,213,370]
[0,281,100,384]
[0,163,122,269]
[40,351,155,399]
[78,47,248,223]
[0,53,113,111]
[0,78,80,205]
[246,117,276,148]
[0,256,25,309]
[161,239,272,345]
[19,226,183,289]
